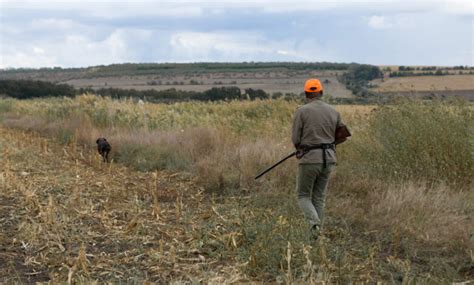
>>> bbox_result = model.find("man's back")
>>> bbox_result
[291,100,343,164]
[292,78,348,241]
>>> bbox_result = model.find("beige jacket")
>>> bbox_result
[291,99,345,164]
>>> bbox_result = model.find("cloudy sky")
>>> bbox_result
[0,0,473,68]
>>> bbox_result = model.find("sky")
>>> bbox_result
[0,0,473,68]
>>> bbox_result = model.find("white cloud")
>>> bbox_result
[170,31,271,61]
[441,0,474,16]
[88,6,203,19]
[30,18,77,30]
[32,47,45,54]
[259,0,474,16]
[367,15,393,30]
[1,28,342,67]
[3,0,472,16]
[168,31,339,62]
[2,1,203,18]
[0,51,58,68]
[0,28,154,68]
[1,0,472,67]
[170,32,268,54]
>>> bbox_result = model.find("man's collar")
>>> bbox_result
[306,98,323,104]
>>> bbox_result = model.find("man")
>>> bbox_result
[292,78,349,240]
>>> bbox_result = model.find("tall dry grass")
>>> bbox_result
[346,100,473,186]
[2,95,471,189]
[0,96,320,191]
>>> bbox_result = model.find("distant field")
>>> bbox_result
[0,64,354,98]
[372,74,474,92]
[64,71,353,98]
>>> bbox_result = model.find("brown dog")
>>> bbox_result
[96,138,111,162]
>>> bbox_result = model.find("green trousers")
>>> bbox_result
[296,163,334,228]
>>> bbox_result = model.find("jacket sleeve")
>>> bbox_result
[292,109,303,148]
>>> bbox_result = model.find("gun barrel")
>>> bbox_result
[254,151,296,180]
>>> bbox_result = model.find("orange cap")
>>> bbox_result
[304,79,323,93]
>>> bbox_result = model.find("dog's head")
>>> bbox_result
[96,137,108,145]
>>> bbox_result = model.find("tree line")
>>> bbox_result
[0,79,271,102]
[396,65,473,71]
[0,79,75,99]
[389,70,474,77]
[83,86,270,102]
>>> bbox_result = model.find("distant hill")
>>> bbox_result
[0,62,352,82]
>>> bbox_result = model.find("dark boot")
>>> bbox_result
[310,224,321,241]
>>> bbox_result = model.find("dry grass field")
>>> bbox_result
[372,74,474,92]
[0,96,473,283]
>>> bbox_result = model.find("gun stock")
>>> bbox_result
[335,125,351,145]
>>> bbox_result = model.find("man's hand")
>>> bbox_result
[296,149,305,159]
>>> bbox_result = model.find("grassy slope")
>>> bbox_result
[0,62,350,81]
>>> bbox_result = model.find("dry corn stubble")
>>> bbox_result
[0,126,249,283]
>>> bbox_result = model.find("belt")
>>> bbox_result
[299,143,335,168]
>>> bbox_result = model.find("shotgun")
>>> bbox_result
[255,126,351,180]
[254,151,296,180]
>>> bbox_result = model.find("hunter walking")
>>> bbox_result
[292,79,350,240]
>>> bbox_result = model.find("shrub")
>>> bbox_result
[345,99,473,186]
